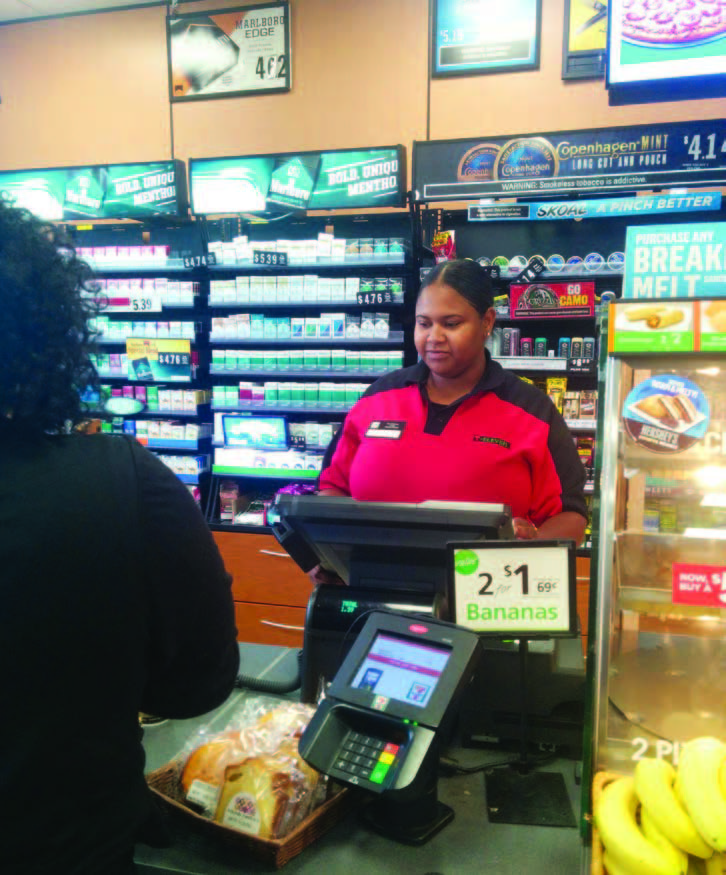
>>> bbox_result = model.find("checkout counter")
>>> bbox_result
[136,496,586,872]
[137,643,583,875]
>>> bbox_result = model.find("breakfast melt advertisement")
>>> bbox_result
[623,221,726,300]
[610,299,726,354]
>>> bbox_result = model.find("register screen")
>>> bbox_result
[350,633,451,709]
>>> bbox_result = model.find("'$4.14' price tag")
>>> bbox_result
[451,542,573,636]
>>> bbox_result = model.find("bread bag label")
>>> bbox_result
[221,793,262,835]
[186,780,220,812]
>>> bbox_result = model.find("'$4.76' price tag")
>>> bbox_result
[451,542,573,636]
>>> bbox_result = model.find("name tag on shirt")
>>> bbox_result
[365,420,406,439]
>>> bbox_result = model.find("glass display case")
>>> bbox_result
[583,298,726,865]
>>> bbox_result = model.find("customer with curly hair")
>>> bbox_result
[0,196,240,875]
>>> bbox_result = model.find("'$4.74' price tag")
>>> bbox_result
[450,542,573,637]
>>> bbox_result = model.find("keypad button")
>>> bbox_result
[369,762,390,785]
[379,752,395,766]
[383,743,400,755]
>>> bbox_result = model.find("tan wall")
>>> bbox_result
[0,0,723,173]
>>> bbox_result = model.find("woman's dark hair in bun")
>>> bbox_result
[418,259,494,315]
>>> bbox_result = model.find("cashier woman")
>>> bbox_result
[317,259,587,554]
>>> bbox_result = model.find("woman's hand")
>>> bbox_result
[513,517,538,540]
[308,565,345,586]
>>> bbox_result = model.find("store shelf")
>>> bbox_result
[496,314,597,323]
[175,472,205,485]
[212,465,319,479]
[210,368,387,379]
[136,408,205,418]
[209,333,403,346]
[138,438,210,451]
[212,403,355,414]
[84,258,192,272]
[97,337,197,346]
[96,372,194,383]
[566,419,598,431]
[209,299,404,309]
[210,256,406,271]
[495,356,569,372]
[213,440,333,450]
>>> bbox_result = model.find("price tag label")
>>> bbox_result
[567,356,596,374]
[158,351,191,367]
[182,253,217,268]
[356,291,394,306]
[252,250,288,267]
[105,294,162,313]
[449,541,575,637]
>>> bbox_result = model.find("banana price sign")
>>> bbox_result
[448,541,576,638]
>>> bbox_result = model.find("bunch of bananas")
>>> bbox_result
[595,737,726,875]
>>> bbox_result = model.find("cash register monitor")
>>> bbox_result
[271,495,514,594]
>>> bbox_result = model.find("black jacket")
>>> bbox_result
[0,431,240,874]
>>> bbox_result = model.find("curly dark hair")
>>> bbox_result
[0,195,101,434]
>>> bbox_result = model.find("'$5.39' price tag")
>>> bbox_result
[450,542,573,637]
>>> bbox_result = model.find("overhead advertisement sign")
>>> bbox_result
[432,0,541,77]
[623,222,726,300]
[190,146,405,214]
[561,0,606,80]
[167,2,291,101]
[607,0,726,104]
[468,192,722,222]
[413,120,726,201]
[0,161,187,221]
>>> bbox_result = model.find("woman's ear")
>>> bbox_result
[483,306,497,335]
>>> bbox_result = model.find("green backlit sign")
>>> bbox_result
[0,160,188,220]
[190,146,405,214]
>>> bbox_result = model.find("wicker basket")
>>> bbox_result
[146,761,355,869]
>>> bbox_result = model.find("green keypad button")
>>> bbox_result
[369,762,390,784]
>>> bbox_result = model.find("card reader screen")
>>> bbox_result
[350,633,451,709]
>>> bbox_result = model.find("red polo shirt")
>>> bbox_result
[319,356,587,526]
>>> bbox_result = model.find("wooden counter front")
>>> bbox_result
[213,530,312,646]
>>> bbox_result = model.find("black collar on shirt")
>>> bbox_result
[406,351,507,435]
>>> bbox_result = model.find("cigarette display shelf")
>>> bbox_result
[212,403,356,415]
[202,211,417,544]
[212,440,331,451]
[208,333,404,346]
[149,407,210,418]
[97,371,195,383]
[209,256,406,272]
[83,258,193,273]
[209,299,405,309]
[210,368,387,379]
[211,466,319,480]
[138,438,212,452]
